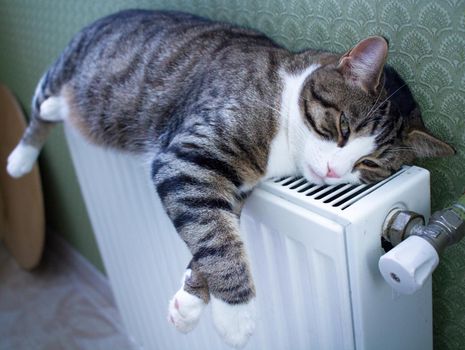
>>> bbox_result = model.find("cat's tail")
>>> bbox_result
[7,71,65,178]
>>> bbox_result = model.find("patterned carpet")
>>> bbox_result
[0,237,137,350]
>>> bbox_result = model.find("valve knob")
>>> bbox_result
[378,236,439,295]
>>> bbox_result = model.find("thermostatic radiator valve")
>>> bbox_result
[379,193,465,294]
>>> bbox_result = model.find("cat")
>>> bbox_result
[6,9,454,348]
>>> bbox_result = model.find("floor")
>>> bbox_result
[0,236,137,350]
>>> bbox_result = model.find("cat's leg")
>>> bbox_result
[7,116,59,178]
[168,260,209,333]
[153,153,256,348]
[7,77,65,178]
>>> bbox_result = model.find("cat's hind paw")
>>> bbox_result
[211,296,256,348]
[7,144,39,178]
[167,270,206,333]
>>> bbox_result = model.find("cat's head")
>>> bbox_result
[296,36,455,185]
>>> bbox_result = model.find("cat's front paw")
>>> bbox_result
[167,270,206,333]
[211,296,256,348]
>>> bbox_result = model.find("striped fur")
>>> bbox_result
[7,10,454,347]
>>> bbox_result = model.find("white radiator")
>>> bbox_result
[64,123,433,350]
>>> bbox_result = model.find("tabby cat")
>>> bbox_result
[7,9,454,348]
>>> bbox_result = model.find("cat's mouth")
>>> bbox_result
[306,164,357,186]
[305,165,325,185]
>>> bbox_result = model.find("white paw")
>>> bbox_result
[7,144,39,178]
[168,270,206,333]
[40,96,67,121]
[211,296,256,348]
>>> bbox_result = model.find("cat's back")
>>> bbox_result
[48,9,283,152]
[61,9,278,81]
[60,8,282,101]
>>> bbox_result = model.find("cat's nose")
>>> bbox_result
[326,166,340,178]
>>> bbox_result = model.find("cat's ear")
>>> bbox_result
[405,129,456,158]
[338,36,388,93]
[404,107,455,158]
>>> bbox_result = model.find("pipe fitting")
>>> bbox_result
[383,194,465,254]
[382,209,425,247]
[410,208,465,253]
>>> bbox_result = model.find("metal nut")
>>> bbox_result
[426,208,465,250]
[383,210,425,247]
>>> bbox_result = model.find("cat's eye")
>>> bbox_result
[339,112,350,140]
[359,159,379,168]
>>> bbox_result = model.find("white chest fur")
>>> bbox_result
[264,64,320,179]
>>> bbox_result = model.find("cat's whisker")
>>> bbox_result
[392,147,413,151]
[364,81,385,121]
[384,146,414,153]
[299,95,314,105]
[365,83,407,122]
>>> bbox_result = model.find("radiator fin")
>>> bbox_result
[273,169,406,210]
[240,214,350,349]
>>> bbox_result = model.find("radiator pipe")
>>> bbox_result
[379,193,465,294]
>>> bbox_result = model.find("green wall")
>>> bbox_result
[1,0,464,348]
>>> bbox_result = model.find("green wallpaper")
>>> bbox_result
[0,0,464,348]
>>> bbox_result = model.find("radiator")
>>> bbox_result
[64,123,433,350]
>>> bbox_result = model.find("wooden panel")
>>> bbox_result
[0,85,44,269]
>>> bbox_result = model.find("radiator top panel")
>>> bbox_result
[269,167,407,210]
[256,167,422,225]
